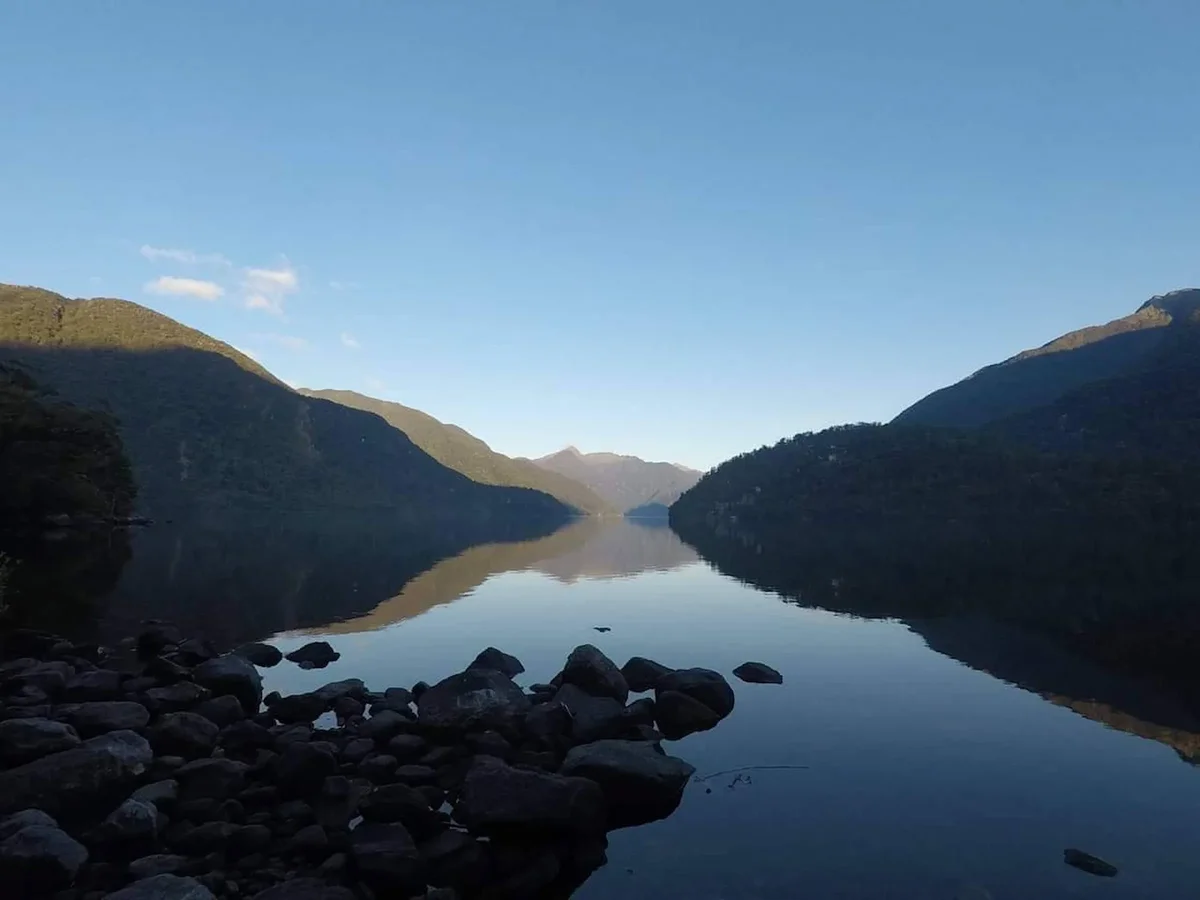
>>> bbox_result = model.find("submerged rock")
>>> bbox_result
[654,690,722,740]
[733,661,783,684]
[417,668,530,732]
[284,642,340,668]
[561,739,695,826]
[656,668,735,718]
[1064,848,1119,877]
[560,644,629,704]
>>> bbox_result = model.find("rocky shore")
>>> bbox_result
[0,624,773,899]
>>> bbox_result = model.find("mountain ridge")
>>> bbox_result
[531,446,702,512]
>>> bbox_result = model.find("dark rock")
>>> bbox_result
[315,776,361,830]
[411,681,431,700]
[63,669,123,702]
[623,697,656,727]
[137,623,183,659]
[144,656,192,684]
[456,757,604,835]
[104,873,216,900]
[132,780,179,811]
[228,825,272,858]
[128,854,190,879]
[0,717,81,765]
[5,684,49,707]
[383,687,414,708]
[177,798,220,822]
[513,750,559,771]
[419,829,489,892]
[175,639,217,666]
[0,823,89,894]
[123,676,162,695]
[249,877,356,900]
[620,657,673,693]
[339,738,375,765]
[218,721,274,755]
[358,710,410,742]
[332,697,362,721]
[466,731,512,760]
[191,655,263,717]
[1064,848,1119,877]
[359,783,440,838]
[283,643,339,668]
[559,644,628,704]
[418,669,530,734]
[418,745,462,768]
[147,712,219,759]
[593,626,611,633]
[277,799,316,826]
[561,739,695,826]
[236,785,278,808]
[554,684,626,743]
[359,754,398,784]
[654,690,722,739]
[144,683,212,714]
[232,644,282,669]
[192,695,245,728]
[349,822,422,896]
[176,758,249,802]
[523,701,573,748]
[486,848,560,899]
[0,809,59,841]
[467,648,525,679]
[275,743,338,797]
[97,798,159,857]
[394,764,437,786]
[265,693,327,725]
[9,660,73,696]
[0,702,51,720]
[416,785,446,809]
[733,661,783,684]
[289,823,329,858]
[215,798,245,823]
[312,679,365,706]
[385,734,428,762]
[171,821,238,855]
[271,724,313,750]
[656,668,735,718]
[0,730,153,822]
[57,701,150,737]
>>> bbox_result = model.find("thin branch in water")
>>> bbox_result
[692,764,809,783]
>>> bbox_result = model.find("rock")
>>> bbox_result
[417,669,530,733]
[228,825,272,858]
[418,745,461,768]
[523,701,573,748]
[174,639,217,665]
[0,730,153,822]
[359,754,398,784]
[128,854,190,879]
[144,683,212,714]
[394,764,437,786]
[383,687,414,708]
[0,717,81,765]
[147,712,219,759]
[63,669,123,702]
[554,684,626,744]
[560,644,628,703]
[655,668,735,718]
[191,655,263,717]
[265,693,327,725]
[733,661,783,684]
[333,697,363,721]
[249,877,357,900]
[315,776,362,830]
[103,874,216,900]
[467,648,525,679]
[136,623,183,659]
[312,679,365,706]
[58,701,150,737]
[275,742,338,797]
[0,822,89,893]
[419,829,489,892]
[97,798,159,856]
[466,731,512,760]
[411,681,431,700]
[131,780,179,811]
[358,709,410,741]
[560,739,695,827]
[0,809,58,841]
[8,660,73,696]
[487,848,561,898]
[175,758,248,802]
[654,690,722,740]
[386,734,428,762]
[359,783,440,838]
[145,656,192,684]
[290,823,329,857]
[1064,848,1119,877]
[232,644,282,669]
[623,697,656,727]
[171,821,238,855]
[283,642,339,668]
[620,657,673,693]
[456,757,604,835]
[193,695,245,728]
[340,737,375,764]
[218,721,274,755]
[350,822,423,896]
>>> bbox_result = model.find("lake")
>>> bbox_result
[16,515,1200,898]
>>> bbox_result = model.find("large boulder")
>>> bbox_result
[560,644,628,703]
[417,668,530,732]
[233,642,282,668]
[359,783,440,838]
[313,678,366,706]
[284,642,340,669]
[350,821,423,896]
[456,756,604,835]
[174,758,248,802]
[95,797,159,857]
[553,683,626,744]
[146,712,219,759]
[191,654,263,716]
[654,690,722,740]
[467,647,525,679]
[143,682,211,714]
[275,742,338,797]
[358,709,411,742]
[0,810,58,841]
[0,730,153,822]
[656,668,735,718]
[266,692,328,725]
[733,661,783,684]
[620,656,674,693]
[0,717,81,765]
[192,695,245,728]
[250,877,358,900]
[561,739,696,826]
[104,873,216,900]
[56,701,150,737]
[0,822,88,894]
[62,668,123,702]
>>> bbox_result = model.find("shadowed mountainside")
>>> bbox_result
[532,446,701,512]
[0,284,571,522]
[301,388,611,515]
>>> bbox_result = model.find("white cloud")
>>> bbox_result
[243,264,298,316]
[340,332,361,350]
[260,333,309,351]
[144,276,224,301]
[141,245,231,267]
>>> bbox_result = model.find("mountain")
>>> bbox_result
[0,284,571,522]
[531,446,701,512]
[300,389,611,515]
[897,288,1200,428]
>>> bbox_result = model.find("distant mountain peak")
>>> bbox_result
[1138,288,1200,321]
[532,446,703,512]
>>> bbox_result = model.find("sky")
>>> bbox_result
[1,2,1197,470]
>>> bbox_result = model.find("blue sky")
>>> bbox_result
[1,2,1197,469]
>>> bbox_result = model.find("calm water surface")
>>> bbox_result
[34,517,1200,898]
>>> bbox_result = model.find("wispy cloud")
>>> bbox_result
[141,245,231,267]
[243,264,298,316]
[340,332,361,350]
[144,276,224,301]
[259,333,309,351]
